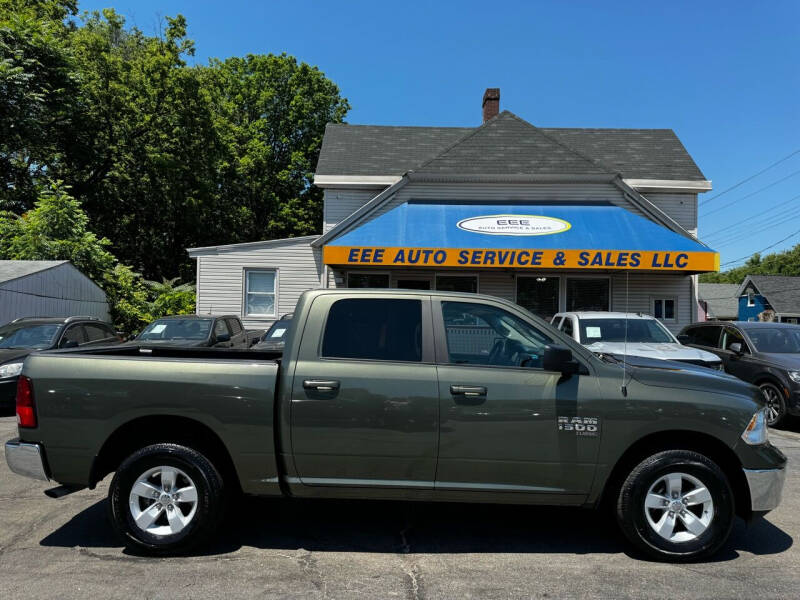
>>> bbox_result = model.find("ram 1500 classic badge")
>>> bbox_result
[558,416,600,437]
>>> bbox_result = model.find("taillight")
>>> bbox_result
[16,375,37,428]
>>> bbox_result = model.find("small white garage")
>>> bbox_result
[0,260,110,325]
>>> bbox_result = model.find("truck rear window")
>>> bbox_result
[322,299,422,362]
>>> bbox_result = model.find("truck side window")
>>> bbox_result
[322,298,422,362]
[561,318,573,338]
[686,325,721,348]
[441,301,552,368]
[214,320,230,338]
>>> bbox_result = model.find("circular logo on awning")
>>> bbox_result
[456,214,571,236]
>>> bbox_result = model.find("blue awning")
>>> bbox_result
[324,202,719,272]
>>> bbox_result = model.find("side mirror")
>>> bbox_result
[542,344,580,375]
[729,342,743,355]
[676,334,691,344]
[60,339,79,349]
[215,333,231,343]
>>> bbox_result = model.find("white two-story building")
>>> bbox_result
[188,89,717,333]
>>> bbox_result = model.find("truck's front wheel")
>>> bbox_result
[616,450,734,562]
[108,443,224,555]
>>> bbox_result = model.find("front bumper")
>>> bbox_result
[4,439,49,481]
[743,466,786,511]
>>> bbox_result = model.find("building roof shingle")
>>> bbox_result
[698,283,739,319]
[316,111,707,181]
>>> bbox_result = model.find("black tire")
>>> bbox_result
[759,382,788,428]
[108,443,224,555]
[616,450,734,562]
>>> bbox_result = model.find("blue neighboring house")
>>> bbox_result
[735,275,800,323]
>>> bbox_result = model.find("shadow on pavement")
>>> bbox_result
[40,495,793,561]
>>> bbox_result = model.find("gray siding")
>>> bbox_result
[195,238,322,329]
[0,263,109,325]
[328,267,693,333]
[323,189,378,233]
[642,193,698,234]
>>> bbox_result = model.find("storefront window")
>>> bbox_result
[436,275,477,293]
[347,273,390,288]
[566,278,609,312]
[516,276,559,320]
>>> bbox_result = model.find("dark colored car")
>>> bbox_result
[679,321,800,426]
[0,316,120,413]
[133,314,250,348]
[252,313,293,352]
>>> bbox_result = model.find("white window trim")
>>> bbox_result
[651,296,678,323]
[243,268,278,319]
[565,275,612,313]
[747,292,755,307]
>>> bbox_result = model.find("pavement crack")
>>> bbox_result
[397,523,424,600]
[297,549,327,598]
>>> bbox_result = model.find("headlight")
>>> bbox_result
[788,371,800,384]
[0,362,23,379]
[741,408,769,445]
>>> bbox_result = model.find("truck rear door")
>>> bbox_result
[289,294,439,490]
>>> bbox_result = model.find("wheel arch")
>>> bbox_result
[599,430,751,519]
[90,415,241,493]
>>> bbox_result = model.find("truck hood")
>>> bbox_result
[757,352,800,370]
[625,357,756,397]
[585,341,719,363]
[0,348,32,365]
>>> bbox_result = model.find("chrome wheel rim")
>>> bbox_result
[761,384,783,425]
[129,466,199,536]
[644,472,714,543]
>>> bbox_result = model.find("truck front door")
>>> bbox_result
[433,299,599,501]
[290,295,439,491]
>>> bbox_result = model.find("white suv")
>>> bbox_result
[551,311,723,369]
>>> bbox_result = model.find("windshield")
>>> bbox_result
[746,328,800,353]
[263,319,291,341]
[579,318,675,344]
[138,319,212,341]
[0,323,61,349]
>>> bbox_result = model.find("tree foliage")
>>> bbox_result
[0,183,195,332]
[1,3,349,280]
[700,246,800,284]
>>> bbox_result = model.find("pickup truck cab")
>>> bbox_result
[4,290,786,561]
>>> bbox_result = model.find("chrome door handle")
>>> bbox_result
[450,385,487,397]
[303,379,340,392]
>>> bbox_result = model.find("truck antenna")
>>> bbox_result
[621,270,629,397]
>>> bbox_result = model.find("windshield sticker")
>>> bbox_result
[150,324,167,334]
[585,327,602,338]
[270,328,286,338]
[558,416,600,437]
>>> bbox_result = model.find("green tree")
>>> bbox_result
[0,0,79,211]
[700,246,800,284]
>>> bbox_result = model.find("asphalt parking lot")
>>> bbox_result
[0,415,798,600]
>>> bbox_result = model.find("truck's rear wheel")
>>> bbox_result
[108,443,224,555]
[616,450,734,562]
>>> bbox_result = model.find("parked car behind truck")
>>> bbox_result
[0,316,120,413]
[679,320,800,427]
[133,314,259,348]
[5,290,785,561]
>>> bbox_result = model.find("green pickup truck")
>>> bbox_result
[4,289,786,561]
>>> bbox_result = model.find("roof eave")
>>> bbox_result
[406,172,618,184]
[623,179,713,193]
[313,174,403,189]
[187,235,320,257]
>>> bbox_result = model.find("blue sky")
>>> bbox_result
[78,0,800,269]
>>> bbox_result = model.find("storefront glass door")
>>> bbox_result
[516,276,559,321]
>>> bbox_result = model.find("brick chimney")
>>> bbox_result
[482,88,500,123]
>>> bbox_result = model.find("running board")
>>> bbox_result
[44,485,85,499]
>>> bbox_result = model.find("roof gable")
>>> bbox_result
[414,112,613,176]
[737,275,800,314]
[0,260,68,284]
